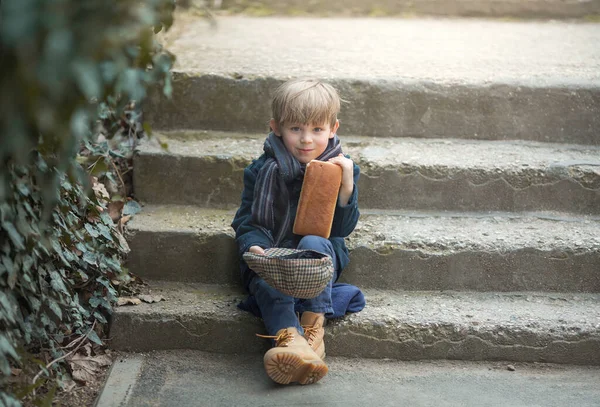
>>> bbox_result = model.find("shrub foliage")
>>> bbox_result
[0,0,175,404]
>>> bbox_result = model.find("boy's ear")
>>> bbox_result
[329,119,340,138]
[270,119,281,137]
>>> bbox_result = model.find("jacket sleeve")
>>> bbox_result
[329,162,360,238]
[231,159,273,256]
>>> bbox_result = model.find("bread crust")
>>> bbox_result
[293,160,342,239]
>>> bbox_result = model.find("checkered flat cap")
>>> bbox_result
[243,248,334,299]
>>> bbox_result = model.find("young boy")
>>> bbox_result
[231,78,361,385]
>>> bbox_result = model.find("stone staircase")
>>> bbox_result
[109,10,600,366]
[181,0,600,19]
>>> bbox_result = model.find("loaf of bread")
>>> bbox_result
[293,160,342,239]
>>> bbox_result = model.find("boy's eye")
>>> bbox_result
[314,128,324,132]
[290,127,301,132]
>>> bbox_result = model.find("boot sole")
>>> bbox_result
[314,342,325,360]
[264,352,328,385]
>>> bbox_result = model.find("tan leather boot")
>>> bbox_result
[301,312,326,359]
[258,327,328,385]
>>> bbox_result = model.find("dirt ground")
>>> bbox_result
[53,358,113,407]
[9,350,116,407]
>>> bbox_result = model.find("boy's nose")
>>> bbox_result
[300,132,312,143]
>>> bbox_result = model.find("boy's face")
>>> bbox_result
[270,119,340,164]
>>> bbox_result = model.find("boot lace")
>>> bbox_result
[302,325,319,345]
[256,329,294,347]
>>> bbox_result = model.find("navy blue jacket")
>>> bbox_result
[231,154,361,291]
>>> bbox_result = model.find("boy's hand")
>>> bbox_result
[328,153,354,206]
[248,245,265,255]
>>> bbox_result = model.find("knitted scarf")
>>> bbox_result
[251,132,343,246]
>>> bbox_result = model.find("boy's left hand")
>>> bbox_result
[328,153,354,188]
[328,154,354,206]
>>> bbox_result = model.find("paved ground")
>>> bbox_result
[162,15,600,86]
[96,350,600,407]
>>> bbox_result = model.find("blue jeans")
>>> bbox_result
[248,235,338,336]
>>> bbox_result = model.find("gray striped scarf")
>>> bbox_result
[251,132,342,246]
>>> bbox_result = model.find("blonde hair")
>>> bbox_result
[271,79,341,128]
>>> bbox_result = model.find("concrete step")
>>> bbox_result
[97,351,600,407]
[125,205,600,292]
[177,0,600,20]
[148,16,600,144]
[109,281,600,365]
[135,132,600,213]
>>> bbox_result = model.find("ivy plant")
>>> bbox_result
[0,0,176,404]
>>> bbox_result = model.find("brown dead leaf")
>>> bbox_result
[115,230,130,253]
[92,181,110,201]
[117,297,142,306]
[11,368,22,376]
[86,215,100,224]
[139,294,166,303]
[82,342,93,357]
[108,200,125,222]
[88,354,112,367]
[61,378,77,393]
[120,215,132,226]
[69,353,113,384]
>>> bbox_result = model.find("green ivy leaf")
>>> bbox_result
[0,293,16,323]
[50,271,69,294]
[77,269,89,281]
[100,211,113,226]
[0,335,18,362]
[2,255,17,288]
[96,223,114,242]
[122,200,141,216]
[101,255,121,272]
[71,108,91,139]
[28,296,42,312]
[72,59,102,99]
[16,182,30,196]
[51,239,70,267]
[75,242,88,253]
[22,254,34,273]
[87,329,103,345]
[2,221,25,250]
[83,251,97,265]
[89,297,101,308]
[93,311,107,324]
[23,201,36,217]
[84,223,100,238]
[47,299,63,320]
[40,312,51,327]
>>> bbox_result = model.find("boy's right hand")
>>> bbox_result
[248,246,265,255]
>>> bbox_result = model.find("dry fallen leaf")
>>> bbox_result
[92,181,110,201]
[69,353,113,384]
[117,297,142,306]
[115,230,130,253]
[61,378,77,393]
[108,200,125,222]
[11,368,21,376]
[139,294,166,303]
[82,342,93,357]
[120,215,132,225]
